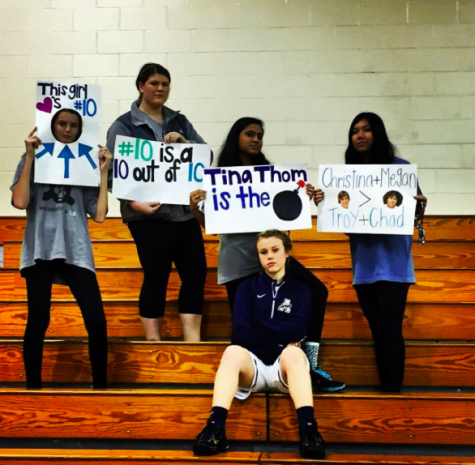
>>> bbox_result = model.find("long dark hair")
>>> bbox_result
[345,112,396,164]
[217,117,271,167]
[135,62,171,101]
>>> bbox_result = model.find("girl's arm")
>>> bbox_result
[94,145,113,223]
[12,128,40,210]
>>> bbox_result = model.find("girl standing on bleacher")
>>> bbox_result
[315,112,427,392]
[107,63,208,342]
[190,117,345,393]
[11,110,111,389]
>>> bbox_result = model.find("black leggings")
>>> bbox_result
[224,257,328,343]
[128,217,207,318]
[354,281,410,392]
[23,260,108,388]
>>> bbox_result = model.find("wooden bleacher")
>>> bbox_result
[0,216,474,463]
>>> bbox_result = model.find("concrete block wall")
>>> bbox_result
[1,0,474,216]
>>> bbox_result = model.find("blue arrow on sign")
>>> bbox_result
[35,143,55,159]
[78,143,97,170]
[58,146,76,179]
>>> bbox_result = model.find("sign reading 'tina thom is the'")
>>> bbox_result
[34,82,101,187]
[203,164,312,234]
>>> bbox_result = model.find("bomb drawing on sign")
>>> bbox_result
[273,180,306,221]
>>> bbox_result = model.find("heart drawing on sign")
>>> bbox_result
[36,97,53,113]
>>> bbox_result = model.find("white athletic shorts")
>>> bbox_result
[235,349,309,400]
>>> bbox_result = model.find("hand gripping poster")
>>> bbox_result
[203,164,312,234]
[112,135,212,204]
[34,82,101,187]
[317,164,418,235]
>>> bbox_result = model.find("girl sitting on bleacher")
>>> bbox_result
[11,111,111,389]
[315,112,427,392]
[193,230,325,459]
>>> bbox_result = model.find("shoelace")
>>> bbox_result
[315,367,332,380]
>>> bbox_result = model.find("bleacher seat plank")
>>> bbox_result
[1,340,475,387]
[0,451,473,465]
[2,241,220,270]
[269,392,475,444]
[290,217,475,242]
[320,341,475,387]
[322,303,475,341]
[5,240,475,270]
[1,269,474,303]
[0,218,217,244]
[0,301,231,338]
[1,217,473,245]
[261,452,475,464]
[292,242,475,270]
[2,302,475,341]
[0,341,225,384]
[0,449,261,464]
[0,389,266,440]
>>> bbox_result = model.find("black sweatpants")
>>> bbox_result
[128,217,207,318]
[23,260,108,388]
[354,281,410,392]
[225,256,328,343]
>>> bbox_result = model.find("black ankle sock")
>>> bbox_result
[209,406,228,429]
[296,406,316,434]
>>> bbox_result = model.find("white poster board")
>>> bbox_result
[34,82,101,187]
[317,164,418,235]
[112,135,212,204]
[203,165,312,234]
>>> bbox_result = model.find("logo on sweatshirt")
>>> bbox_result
[277,299,292,314]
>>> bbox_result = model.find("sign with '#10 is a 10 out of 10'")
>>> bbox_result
[112,135,211,205]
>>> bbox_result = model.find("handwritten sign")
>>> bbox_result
[203,164,312,234]
[317,164,418,235]
[34,82,101,187]
[112,135,211,204]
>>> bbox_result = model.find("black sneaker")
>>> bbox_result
[311,366,346,392]
[299,422,326,459]
[193,421,229,456]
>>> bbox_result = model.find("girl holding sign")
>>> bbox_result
[107,63,207,342]
[11,109,112,389]
[190,117,345,393]
[315,112,427,392]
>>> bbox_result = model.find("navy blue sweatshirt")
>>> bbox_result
[232,272,313,365]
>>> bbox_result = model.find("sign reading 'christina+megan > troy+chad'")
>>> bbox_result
[317,164,418,235]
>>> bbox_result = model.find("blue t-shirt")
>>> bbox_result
[349,157,419,286]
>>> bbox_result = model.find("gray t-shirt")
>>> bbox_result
[11,156,99,281]
[217,233,261,284]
